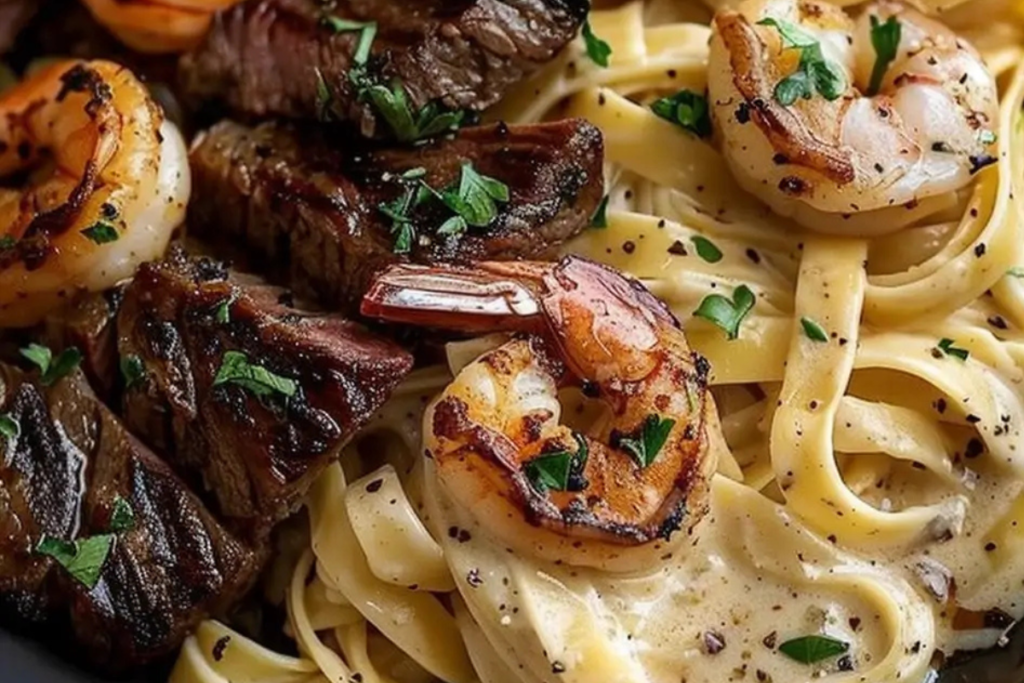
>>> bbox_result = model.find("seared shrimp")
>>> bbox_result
[362,256,718,572]
[708,0,998,226]
[80,0,242,53]
[0,60,189,328]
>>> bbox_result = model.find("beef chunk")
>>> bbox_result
[179,0,589,135]
[0,364,261,671]
[187,118,604,313]
[116,247,413,535]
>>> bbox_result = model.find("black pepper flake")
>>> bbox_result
[622,241,636,254]
[668,240,688,256]
[778,176,807,195]
[366,479,383,493]
[212,635,231,662]
[975,243,987,257]
[551,662,566,674]
[966,414,981,424]
[466,569,483,587]
[935,398,947,413]
[873,163,884,173]
[931,141,953,153]
[457,529,472,543]
[746,248,761,264]
[837,655,854,672]
[988,315,1008,330]
[970,208,979,218]
[849,616,862,631]
[735,102,751,124]
[703,631,727,655]
[772,153,789,165]
[448,526,459,538]
[756,670,773,682]
[762,631,777,649]
[985,541,997,552]
[827,534,838,544]
[838,338,848,346]
[657,219,667,228]
[352,674,363,683]
[965,438,984,458]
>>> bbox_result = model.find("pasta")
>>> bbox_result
[171,0,1024,682]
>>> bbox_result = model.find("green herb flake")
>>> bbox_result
[778,635,849,664]
[354,73,464,142]
[81,222,119,245]
[694,284,756,340]
[120,354,145,389]
[20,343,81,386]
[758,18,846,105]
[937,337,969,361]
[800,317,828,342]
[582,20,612,67]
[323,17,377,66]
[0,235,15,251]
[867,15,901,95]
[108,496,135,533]
[437,215,469,237]
[213,350,298,400]
[0,413,19,441]
[215,291,239,324]
[1008,266,1024,278]
[447,163,510,228]
[525,433,590,492]
[37,534,114,590]
[691,236,723,263]
[650,90,712,138]
[979,130,998,146]
[590,195,610,229]
[617,415,676,469]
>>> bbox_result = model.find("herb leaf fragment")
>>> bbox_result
[525,433,590,492]
[778,635,849,664]
[758,18,846,105]
[651,90,712,138]
[120,354,145,389]
[322,16,377,66]
[582,20,612,67]
[213,350,298,400]
[590,195,610,229]
[867,15,901,96]
[692,236,723,263]
[800,317,828,342]
[694,284,756,340]
[36,496,135,590]
[616,414,676,468]
[0,413,19,441]
[81,222,119,245]
[936,337,969,361]
[20,343,82,386]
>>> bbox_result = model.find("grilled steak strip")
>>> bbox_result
[0,364,261,671]
[179,0,589,135]
[187,118,604,313]
[117,247,414,536]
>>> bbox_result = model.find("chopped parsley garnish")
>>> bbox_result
[616,415,676,468]
[936,337,969,361]
[215,292,238,324]
[354,73,465,142]
[322,17,377,66]
[867,15,901,96]
[213,350,298,400]
[590,195,610,229]
[0,413,18,441]
[0,235,16,251]
[36,496,135,589]
[1008,266,1024,278]
[650,90,712,138]
[800,317,828,342]
[758,18,846,105]
[120,354,145,389]
[694,284,756,340]
[525,433,590,492]
[81,222,119,245]
[778,635,849,664]
[379,179,427,254]
[582,20,611,67]
[442,163,510,228]
[20,343,82,386]
[692,236,723,263]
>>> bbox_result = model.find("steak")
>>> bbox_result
[116,247,414,535]
[0,364,261,671]
[179,0,589,136]
[187,118,604,313]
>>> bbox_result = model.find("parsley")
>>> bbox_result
[108,496,135,533]
[591,195,610,229]
[1008,266,1024,278]
[20,343,81,386]
[0,235,15,251]
[692,236,723,263]
[800,317,828,342]
[80,222,119,244]
[355,73,464,142]
[616,414,676,468]
[120,354,145,389]
[936,338,969,361]
[0,413,18,441]
[213,350,298,400]
[867,15,901,96]
[525,434,590,492]
[778,635,849,664]
[650,90,712,138]
[215,292,238,324]
[442,163,510,227]
[582,20,611,67]
[694,284,756,340]
[378,181,425,254]
[758,18,846,105]
[322,17,377,66]
[979,130,998,146]
[37,535,113,589]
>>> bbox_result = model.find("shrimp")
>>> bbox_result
[361,256,718,572]
[707,0,999,227]
[79,0,242,54]
[0,60,190,328]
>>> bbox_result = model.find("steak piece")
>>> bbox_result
[179,0,589,135]
[187,118,604,313]
[0,364,261,671]
[117,247,413,535]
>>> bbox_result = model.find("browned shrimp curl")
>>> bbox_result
[362,256,718,571]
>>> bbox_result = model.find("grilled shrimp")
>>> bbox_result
[708,0,998,227]
[0,60,189,328]
[80,0,242,53]
[362,256,718,572]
